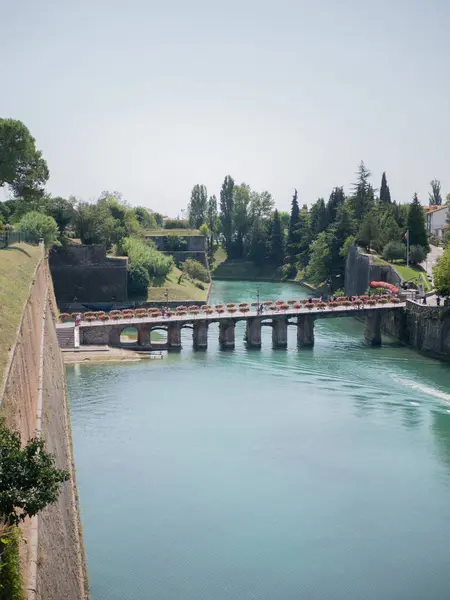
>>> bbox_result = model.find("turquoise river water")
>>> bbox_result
[67,280,450,600]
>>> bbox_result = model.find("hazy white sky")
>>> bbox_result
[2,0,450,214]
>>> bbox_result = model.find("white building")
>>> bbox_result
[424,205,448,239]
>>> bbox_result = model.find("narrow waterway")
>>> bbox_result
[68,280,450,600]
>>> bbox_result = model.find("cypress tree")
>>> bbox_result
[379,172,391,204]
[268,209,284,265]
[219,175,235,255]
[407,193,430,252]
[286,189,300,263]
[310,198,328,236]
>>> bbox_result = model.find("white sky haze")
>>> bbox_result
[2,0,450,213]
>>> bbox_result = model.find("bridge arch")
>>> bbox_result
[150,326,168,345]
[119,327,138,344]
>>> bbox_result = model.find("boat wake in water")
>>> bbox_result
[394,377,450,403]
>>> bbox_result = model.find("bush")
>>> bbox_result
[280,263,296,281]
[408,245,426,264]
[382,241,406,262]
[182,259,210,283]
[0,526,24,600]
[118,237,173,286]
[128,264,150,296]
[0,419,69,527]
[18,211,59,245]
[164,219,189,229]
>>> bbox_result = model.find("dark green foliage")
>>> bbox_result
[379,172,391,204]
[268,210,284,265]
[206,195,218,246]
[408,245,426,264]
[349,161,372,221]
[378,212,401,251]
[164,219,190,229]
[0,119,49,201]
[0,526,24,600]
[75,201,117,247]
[220,175,235,254]
[326,187,345,223]
[391,201,409,229]
[429,179,442,206]
[127,263,150,296]
[357,210,380,251]
[434,246,450,296]
[290,206,311,268]
[382,241,406,261]
[407,193,430,252]
[163,235,188,251]
[17,211,59,245]
[44,196,76,235]
[310,198,328,236]
[306,232,332,284]
[182,258,210,283]
[286,189,300,263]
[118,237,173,287]
[0,419,69,526]
[188,184,208,228]
[134,206,158,229]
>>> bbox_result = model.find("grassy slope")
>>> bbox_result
[0,244,41,382]
[146,266,209,301]
[371,255,431,291]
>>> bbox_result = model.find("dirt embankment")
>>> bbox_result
[0,258,88,600]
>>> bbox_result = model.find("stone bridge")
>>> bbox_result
[57,303,405,350]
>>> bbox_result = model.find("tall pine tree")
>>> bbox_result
[268,209,284,265]
[349,161,372,221]
[379,172,391,204]
[310,198,328,236]
[407,193,430,252]
[219,175,234,255]
[286,189,300,263]
[326,186,345,224]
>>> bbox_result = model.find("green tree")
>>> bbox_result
[310,197,328,236]
[429,179,442,206]
[75,201,117,247]
[248,218,268,266]
[44,196,76,236]
[268,209,284,265]
[377,212,401,252]
[0,119,49,201]
[326,186,345,224]
[290,206,312,268]
[231,183,252,258]
[306,232,332,284]
[206,195,218,246]
[358,209,380,251]
[340,235,356,258]
[409,244,426,264]
[434,246,450,296]
[391,201,409,229]
[182,258,210,283]
[127,263,150,296]
[117,237,173,286]
[349,160,372,221]
[407,193,430,252]
[219,175,235,255]
[18,211,58,245]
[188,184,208,228]
[134,206,158,229]
[0,419,69,526]
[382,241,406,261]
[286,189,300,262]
[379,172,391,204]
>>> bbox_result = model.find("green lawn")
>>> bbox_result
[0,243,42,383]
[393,263,431,291]
[146,265,209,302]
